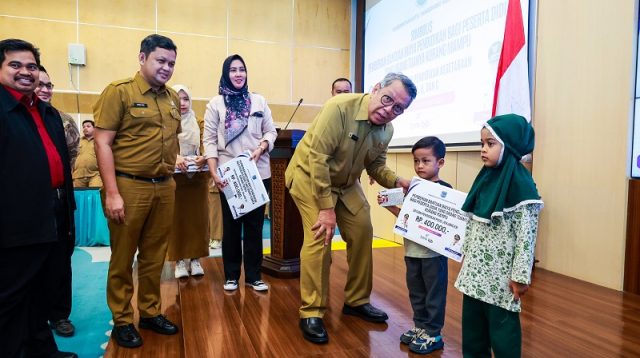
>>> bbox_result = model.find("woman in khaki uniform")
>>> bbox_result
[168,85,210,278]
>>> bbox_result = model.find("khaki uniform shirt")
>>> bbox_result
[93,72,181,177]
[72,137,99,179]
[285,93,397,214]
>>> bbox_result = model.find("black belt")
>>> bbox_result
[53,187,66,200]
[115,171,168,183]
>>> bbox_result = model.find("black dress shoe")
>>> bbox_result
[48,351,78,358]
[112,324,143,348]
[299,317,329,344]
[139,314,178,335]
[50,319,75,337]
[343,303,389,323]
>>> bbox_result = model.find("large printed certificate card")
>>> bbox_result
[393,177,469,262]
[217,151,270,219]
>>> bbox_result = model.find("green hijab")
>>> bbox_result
[461,114,542,223]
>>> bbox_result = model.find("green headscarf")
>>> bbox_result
[461,114,542,223]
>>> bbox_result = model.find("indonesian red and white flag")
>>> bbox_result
[492,0,531,121]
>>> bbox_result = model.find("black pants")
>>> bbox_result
[405,255,448,337]
[47,228,75,323]
[220,178,270,283]
[0,193,69,357]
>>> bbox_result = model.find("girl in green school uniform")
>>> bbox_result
[455,114,543,357]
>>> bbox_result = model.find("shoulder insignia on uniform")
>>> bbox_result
[111,78,133,86]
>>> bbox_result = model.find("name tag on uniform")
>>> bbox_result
[132,102,148,108]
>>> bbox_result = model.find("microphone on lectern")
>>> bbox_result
[283,98,304,131]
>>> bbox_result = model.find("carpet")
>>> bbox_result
[54,248,111,357]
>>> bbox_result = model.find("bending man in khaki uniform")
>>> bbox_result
[73,120,102,187]
[94,34,181,349]
[285,73,417,343]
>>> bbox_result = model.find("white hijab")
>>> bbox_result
[172,85,201,156]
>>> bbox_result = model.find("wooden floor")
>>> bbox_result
[104,246,640,357]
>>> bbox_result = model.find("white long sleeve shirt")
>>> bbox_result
[203,92,277,179]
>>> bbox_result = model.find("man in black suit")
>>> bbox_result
[0,38,77,358]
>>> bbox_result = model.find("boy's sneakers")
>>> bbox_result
[209,240,222,249]
[223,279,238,291]
[175,260,189,278]
[247,280,269,292]
[409,331,444,354]
[190,259,204,276]
[400,327,425,345]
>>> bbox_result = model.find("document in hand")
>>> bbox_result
[393,177,469,262]
[174,155,209,173]
[378,187,405,207]
[217,151,270,219]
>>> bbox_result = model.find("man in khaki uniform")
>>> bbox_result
[285,73,417,344]
[73,120,102,187]
[331,77,352,96]
[94,34,181,349]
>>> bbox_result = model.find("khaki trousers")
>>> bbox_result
[103,176,175,325]
[208,184,223,241]
[291,193,373,318]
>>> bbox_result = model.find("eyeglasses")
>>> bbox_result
[380,94,406,116]
[37,82,54,90]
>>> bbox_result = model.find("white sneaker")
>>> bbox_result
[209,240,222,249]
[223,279,238,291]
[247,280,269,292]
[175,260,189,278]
[190,259,204,276]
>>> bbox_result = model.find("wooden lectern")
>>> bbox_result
[263,129,305,278]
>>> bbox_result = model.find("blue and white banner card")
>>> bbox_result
[217,151,270,219]
[394,177,469,262]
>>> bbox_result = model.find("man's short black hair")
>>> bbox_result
[332,77,352,90]
[411,136,446,159]
[0,39,40,67]
[82,119,95,127]
[38,65,48,73]
[140,34,177,57]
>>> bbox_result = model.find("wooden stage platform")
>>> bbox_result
[105,246,640,357]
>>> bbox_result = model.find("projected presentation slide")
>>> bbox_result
[364,0,529,147]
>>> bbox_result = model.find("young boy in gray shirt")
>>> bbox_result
[378,136,450,355]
